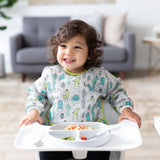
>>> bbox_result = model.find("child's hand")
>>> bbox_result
[118,107,141,128]
[19,109,43,128]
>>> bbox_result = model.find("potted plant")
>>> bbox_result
[0,0,18,30]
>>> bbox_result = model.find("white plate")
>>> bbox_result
[48,122,111,147]
[49,122,104,130]
[48,130,111,147]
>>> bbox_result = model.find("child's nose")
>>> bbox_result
[65,48,73,56]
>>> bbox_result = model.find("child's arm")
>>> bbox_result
[19,109,43,128]
[118,107,141,128]
[103,70,141,127]
[23,67,49,126]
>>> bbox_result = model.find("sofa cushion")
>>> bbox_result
[103,13,127,48]
[102,46,126,62]
[71,14,103,39]
[23,17,70,47]
[16,47,49,64]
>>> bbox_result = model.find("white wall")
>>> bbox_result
[1,0,160,73]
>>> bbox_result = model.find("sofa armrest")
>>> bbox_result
[10,33,23,72]
[123,31,136,70]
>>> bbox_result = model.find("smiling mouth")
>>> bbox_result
[64,58,75,63]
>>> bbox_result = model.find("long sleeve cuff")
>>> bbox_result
[120,105,133,113]
[27,107,41,114]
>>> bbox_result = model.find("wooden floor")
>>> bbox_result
[1,133,160,160]
[125,135,160,160]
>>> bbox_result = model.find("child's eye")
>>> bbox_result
[60,44,66,48]
[75,46,82,49]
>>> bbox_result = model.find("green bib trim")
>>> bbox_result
[64,68,87,76]
[97,98,109,125]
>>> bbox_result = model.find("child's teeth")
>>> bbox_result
[66,59,73,62]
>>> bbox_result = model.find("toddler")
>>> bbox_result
[20,19,141,160]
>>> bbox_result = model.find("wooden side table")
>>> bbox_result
[142,37,160,75]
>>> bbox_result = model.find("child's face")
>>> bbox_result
[57,34,89,74]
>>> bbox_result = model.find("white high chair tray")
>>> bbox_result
[14,120,142,151]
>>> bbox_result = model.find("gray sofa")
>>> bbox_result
[10,16,135,81]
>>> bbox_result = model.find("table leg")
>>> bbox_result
[150,57,160,75]
[149,45,160,76]
[148,44,152,75]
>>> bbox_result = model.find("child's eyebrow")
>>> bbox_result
[76,41,85,46]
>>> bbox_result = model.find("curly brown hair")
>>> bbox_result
[47,19,103,69]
